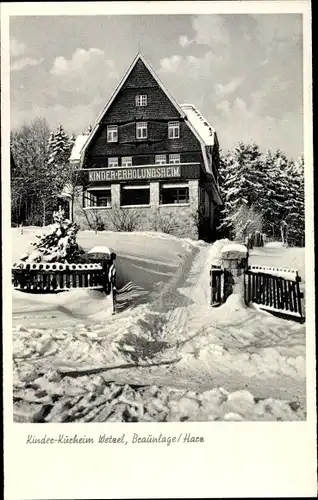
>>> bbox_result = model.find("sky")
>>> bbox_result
[10,14,303,159]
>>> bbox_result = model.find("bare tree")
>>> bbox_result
[11,118,51,226]
[231,204,264,244]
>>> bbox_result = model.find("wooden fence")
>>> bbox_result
[210,264,305,322]
[12,261,114,294]
[210,265,233,307]
[245,265,304,321]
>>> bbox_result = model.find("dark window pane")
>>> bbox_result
[121,187,150,206]
[160,186,189,205]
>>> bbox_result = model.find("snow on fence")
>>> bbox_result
[12,261,114,294]
[245,266,304,321]
[210,264,305,322]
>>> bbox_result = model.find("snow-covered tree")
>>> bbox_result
[260,149,304,245]
[230,204,264,244]
[218,143,305,247]
[47,124,75,194]
[284,155,305,246]
[218,142,264,238]
[21,209,84,263]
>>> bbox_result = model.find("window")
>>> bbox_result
[155,154,167,165]
[108,157,118,168]
[136,94,147,107]
[120,184,150,206]
[136,122,148,139]
[169,154,180,164]
[84,187,112,208]
[107,125,118,143]
[160,182,189,205]
[168,121,180,139]
[122,156,132,167]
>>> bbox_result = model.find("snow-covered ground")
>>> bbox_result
[11,228,306,422]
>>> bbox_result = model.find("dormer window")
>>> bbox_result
[136,122,148,140]
[107,125,118,143]
[168,121,180,139]
[136,94,147,107]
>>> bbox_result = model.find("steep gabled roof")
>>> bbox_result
[79,54,211,166]
[70,133,89,162]
[181,104,216,147]
[78,53,220,198]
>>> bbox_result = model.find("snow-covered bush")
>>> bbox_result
[20,209,85,263]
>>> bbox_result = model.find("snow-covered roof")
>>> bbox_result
[180,104,216,147]
[70,134,90,162]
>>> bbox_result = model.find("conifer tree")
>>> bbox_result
[285,155,305,246]
[21,209,84,263]
[218,142,264,238]
[47,124,74,194]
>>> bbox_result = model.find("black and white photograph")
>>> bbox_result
[7,5,312,426]
[2,1,316,498]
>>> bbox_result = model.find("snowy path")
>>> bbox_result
[12,230,306,421]
[98,241,305,403]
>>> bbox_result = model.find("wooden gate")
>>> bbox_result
[210,263,305,322]
[245,265,304,322]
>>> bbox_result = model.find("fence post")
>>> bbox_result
[220,243,248,308]
[87,246,117,313]
[108,258,117,315]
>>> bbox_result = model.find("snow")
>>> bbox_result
[221,243,248,258]
[11,228,306,421]
[181,104,215,146]
[265,241,287,249]
[69,134,89,162]
[249,265,298,281]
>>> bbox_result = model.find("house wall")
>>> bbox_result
[73,57,221,242]
[73,180,200,239]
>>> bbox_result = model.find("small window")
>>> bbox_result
[155,154,167,165]
[108,157,118,168]
[120,184,150,206]
[169,154,180,164]
[136,94,147,107]
[122,156,132,167]
[136,122,148,139]
[84,188,112,208]
[160,182,189,205]
[107,125,118,143]
[168,121,180,139]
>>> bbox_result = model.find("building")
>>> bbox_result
[70,53,222,240]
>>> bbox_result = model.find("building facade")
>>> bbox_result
[70,53,222,240]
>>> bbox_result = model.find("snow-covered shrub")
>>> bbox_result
[20,209,85,263]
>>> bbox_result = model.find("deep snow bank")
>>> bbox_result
[12,228,198,324]
[14,375,304,423]
[12,233,306,421]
